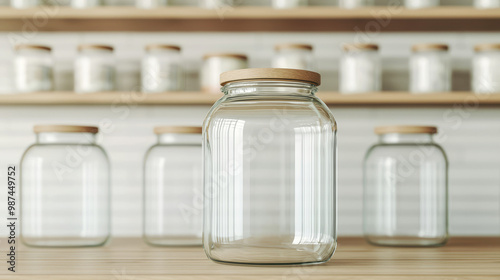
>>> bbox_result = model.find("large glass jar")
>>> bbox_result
[203,68,337,265]
[199,0,233,9]
[363,126,448,247]
[201,53,247,93]
[14,44,53,93]
[472,44,500,94]
[410,44,451,94]
[340,44,381,94]
[142,44,183,93]
[144,126,203,246]
[405,0,439,9]
[21,125,110,247]
[475,0,500,8]
[272,0,307,9]
[11,0,39,8]
[136,0,168,9]
[272,43,314,71]
[74,44,115,93]
[71,0,101,8]
[339,0,374,9]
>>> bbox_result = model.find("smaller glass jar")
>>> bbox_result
[144,126,203,246]
[21,125,110,247]
[201,53,247,93]
[475,0,500,9]
[405,0,439,9]
[14,44,53,93]
[136,0,168,9]
[339,0,374,9]
[11,0,39,9]
[364,126,448,247]
[272,0,307,9]
[472,44,500,94]
[410,44,451,94]
[74,44,115,93]
[199,0,233,9]
[272,43,315,71]
[340,43,381,94]
[71,0,101,8]
[142,44,183,93]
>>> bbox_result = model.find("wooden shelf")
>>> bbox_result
[1,7,500,31]
[0,91,499,106]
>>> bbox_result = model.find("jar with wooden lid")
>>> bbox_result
[11,0,39,8]
[14,44,54,93]
[201,53,247,93]
[71,0,101,8]
[339,43,381,94]
[74,44,115,93]
[142,44,183,93]
[474,0,500,9]
[364,126,448,247]
[144,126,203,246]
[405,0,439,9]
[199,0,233,9]
[473,44,500,94]
[136,0,168,9]
[339,0,374,9]
[21,125,110,247]
[410,44,451,94]
[272,43,315,71]
[272,0,307,9]
[203,68,337,265]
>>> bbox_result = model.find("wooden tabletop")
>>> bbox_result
[1,237,499,279]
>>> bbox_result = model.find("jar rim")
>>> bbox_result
[275,43,313,51]
[34,125,99,134]
[412,43,449,52]
[154,126,202,135]
[78,44,114,52]
[15,44,51,52]
[375,125,437,135]
[220,68,321,86]
[145,44,181,52]
[474,43,500,52]
[343,43,379,52]
[203,53,247,60]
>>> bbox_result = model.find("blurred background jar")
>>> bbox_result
[11,0,39,8]
[272,0,307,9]
[339,0,374,9]
[199,0,233,9]
[142,44,183,93]
[472,44,500,94]
[201,53,247,93]
[272,43,315,70]
[71,0,101,8]
[21,125,110,247]
[136,0,168,9]
[410,44,451,94]
[14,45,53,93]
[340,44,381,94]
[74,44,115,93]
[405,0,439,9]
[144,126,203,246]
[364,126,448,247]
[474,0,500,8]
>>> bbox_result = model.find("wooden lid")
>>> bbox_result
[78,44,114,52]
[15,44,51,52]
[275,43,313,51]
[145,44,181,52]
[220,68,321,86]
[474,43,500,52]
[203,53,247,60]
[343,44,379,52]
[154,126,202,134]
[412,44,449,52]
[375,126,438,135]
[34,125,99,134]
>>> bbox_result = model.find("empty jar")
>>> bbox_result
[136,0,168,9]
[11,0,39,8]
[272,0,307,9]
[144,126,203,246]
[410,44,451,94]
[74,44,115,93]
[473,44,500,94]
[475,0,500,8]
[340,44,381,94]
[272,43,315,71]
[203,68,337,265]
[405,0,439,9]
[364,126,448,247]
[14,44,53,93]
[201,53,247,93]
[21,125,110,247]
[199,0,233,9]
[71,0,101,8]
[339,0,374,9]
[142,44,183,93]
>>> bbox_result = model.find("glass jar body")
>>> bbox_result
[11,0,39,8]
[339,0,374,8]
[20,132,111,247]
[340,49,381,94]
[14,48,53,93]
[143,133,203,246]
[201,56,247,93]
[410,50,451,93]
[272,48,314,71]
[405,0,439,9]
[199,0,233,9]
[272,0,307,9]
[142,48,183,93]
[363,133,448,247]
[74,48,115,93]
[136,0,168,9]
[475,0,500,8]
[203,82,337,265]
[71,0,101,8]
[473,50,500,94]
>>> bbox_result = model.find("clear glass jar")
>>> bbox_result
[339,0,374,9]
[405,0,439,9]
[340,44,381,94]
[14,45,53,93]
[199,0,233,9]
[203,68,337,265]
[364,126,448,247]
[136,0,168,9]
[74,44,115,94]
[142,45,183,93]
[272,0,307,9]
[410,44,451,94]
[144,126,203,246]
[11,0,39,8]
[71,0,101,8]
[272,43,315,71]
[473,44,500,94]
[475,0,500,8]
[21,125,110,247]
[201,53,247,93]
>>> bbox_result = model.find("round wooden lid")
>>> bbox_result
[78,44,114,52]
[34,125,99,134]
[412,44,449,52]
[203,53,248,60]
[220,68,321,86]
[15,44,51,52]
[375,126,438,135]
[145,44,181,52]
[154,126,202,134]
[474,43,500,52]
[343,44,379,52]
[275,43,313,51]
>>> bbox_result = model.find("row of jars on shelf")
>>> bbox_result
[13,42,500,94]
[10,0,500,9]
